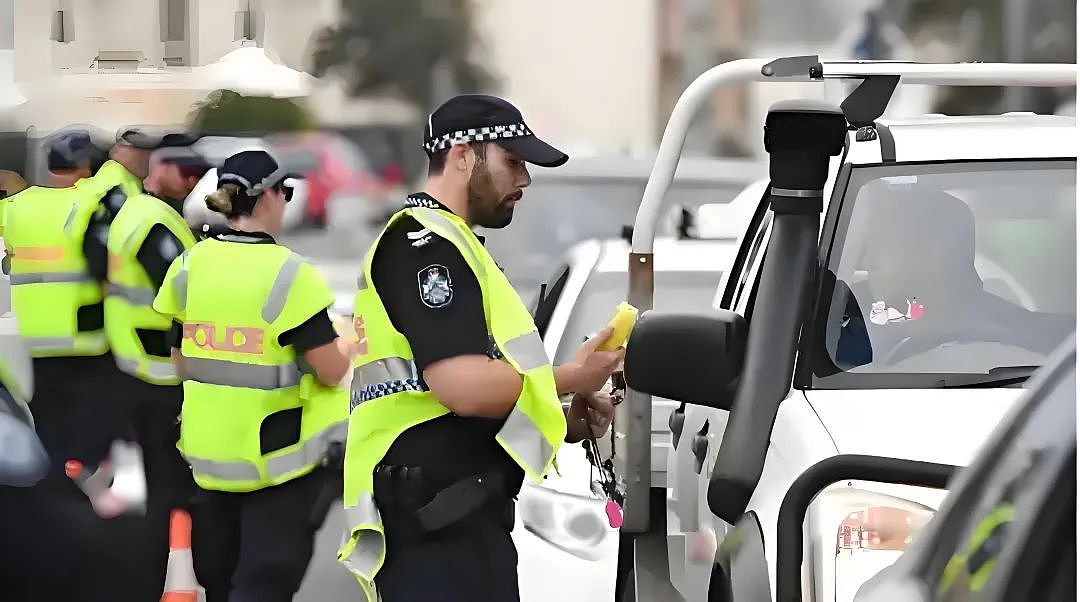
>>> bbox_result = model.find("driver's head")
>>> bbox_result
[861,185,979,303]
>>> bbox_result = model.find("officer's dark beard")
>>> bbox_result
[467,156,513,229]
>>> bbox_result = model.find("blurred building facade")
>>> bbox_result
[0,0,1074,157]
[5,0,340,131]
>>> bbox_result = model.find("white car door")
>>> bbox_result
[667,196,774,602]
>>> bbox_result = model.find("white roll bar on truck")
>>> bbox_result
[617,56,1079,532]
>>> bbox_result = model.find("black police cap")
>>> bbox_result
[44,128,108,172]
[217,150,297,196]
[422,94,568,168]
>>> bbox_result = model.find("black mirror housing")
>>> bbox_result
[624,310,747,410]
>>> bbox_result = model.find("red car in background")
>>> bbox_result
[269,131,401,226]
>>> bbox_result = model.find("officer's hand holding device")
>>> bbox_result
[556,325,626,395]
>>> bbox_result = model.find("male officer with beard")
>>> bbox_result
[340,94,623,601]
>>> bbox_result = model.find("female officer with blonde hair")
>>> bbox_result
[153,149,358,602]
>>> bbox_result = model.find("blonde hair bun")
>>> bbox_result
[205,183,241,214]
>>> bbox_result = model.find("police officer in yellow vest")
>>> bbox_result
[0,128,175,601]
[338,95,623,602]
[91,129,218,596]
[153,149,358,602]
[81,127,206,519]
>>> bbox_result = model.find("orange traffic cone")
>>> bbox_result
[161,509,200,602]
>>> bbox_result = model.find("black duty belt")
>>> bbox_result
[374,465,512,535]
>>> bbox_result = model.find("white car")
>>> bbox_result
[616,57,1076,602]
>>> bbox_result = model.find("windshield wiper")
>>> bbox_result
[942,365,1040,389]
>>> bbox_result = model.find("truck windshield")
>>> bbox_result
[811,159,1076,388]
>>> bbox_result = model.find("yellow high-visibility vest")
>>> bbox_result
[91,160,143,197]
[3,181,110,357]
[153,237,348,492]
[337,206,566,599]
[105,193,196,384]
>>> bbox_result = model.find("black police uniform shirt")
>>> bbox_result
[372,193,524,499]
[164,228,340,456]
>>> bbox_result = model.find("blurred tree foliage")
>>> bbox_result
[187,89,318,136]
[309,0,494,111]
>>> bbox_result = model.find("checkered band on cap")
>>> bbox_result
[423,123,533,154]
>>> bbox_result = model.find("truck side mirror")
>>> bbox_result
[623,310,747,411]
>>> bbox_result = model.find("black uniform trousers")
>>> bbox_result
[375,499,521,602]
[0,354,191,602]
[191,468,336,602]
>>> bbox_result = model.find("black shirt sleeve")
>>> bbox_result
[371,219,491,373]
[278,310,338,354]
[83,211,111,283]
[82,186,127,282]
[136,224,186,291]
[170,320,183,350]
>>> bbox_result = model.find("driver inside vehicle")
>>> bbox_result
[833,186,1067,370]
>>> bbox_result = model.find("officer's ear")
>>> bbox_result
[448,142,472,175]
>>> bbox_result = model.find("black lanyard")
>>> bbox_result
[582,372,625,508]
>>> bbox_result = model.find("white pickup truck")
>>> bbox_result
[615,56,1076,602]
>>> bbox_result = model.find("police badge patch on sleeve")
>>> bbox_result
[418,264,453,308]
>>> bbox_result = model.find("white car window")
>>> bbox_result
[813,160,1076,384]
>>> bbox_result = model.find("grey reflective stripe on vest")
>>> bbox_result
[262,255,303,323]
[341,493,384,580]
[185,456,261,482]
[186,423,345,485]
[501,331,549,372]
[63,203,79,234]
[173,252,189,311]
[352,357,415,388]
[183,357,302,390]
[106,283,157,306]
[26,336,77,350]
[356,272,367,291]
[11,272,93,285]
[115,356,177,380]
[497,405,554,478]
[408,208,486,278]
[265,421,348,478]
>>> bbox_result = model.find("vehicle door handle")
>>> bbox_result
[692,421,710,474]
[669,403,686,450]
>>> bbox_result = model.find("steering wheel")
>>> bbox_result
[883,323,1019,366]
